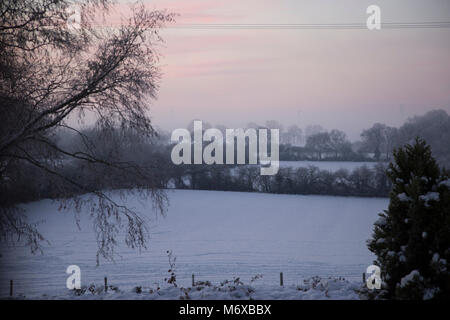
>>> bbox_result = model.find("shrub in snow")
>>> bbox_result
[54,275,361,300]
[367,138,450,300]
[71,283,114,296]
[164,250,178,287]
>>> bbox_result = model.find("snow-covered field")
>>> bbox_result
[0,190,388,299]
[279,161,383,172]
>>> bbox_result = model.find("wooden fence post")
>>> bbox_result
[10,280,13,296]
[362,272,366,284]
[104,277,108,292]
[280,272,284,286]
[192,274,195,287]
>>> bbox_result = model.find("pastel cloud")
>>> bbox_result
[87,1,450,139]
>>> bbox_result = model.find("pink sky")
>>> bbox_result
[110,0,450,139]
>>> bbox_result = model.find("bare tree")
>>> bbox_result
[396,110,450,167]
[0,0,174,263]
[360,123,397,161]
[305,132,331,160]
[329,129,351,160]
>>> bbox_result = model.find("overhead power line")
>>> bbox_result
[167,22,450,30]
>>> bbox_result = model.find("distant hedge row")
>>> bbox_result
[168,163,391,198]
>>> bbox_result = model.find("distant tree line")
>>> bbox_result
[176,110,450,165]
[7,126,390,202]
[166,163,391,198]
[6,109,449,207]
[258,109,450,166]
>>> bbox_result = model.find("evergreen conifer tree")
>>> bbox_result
[368,138,450,299]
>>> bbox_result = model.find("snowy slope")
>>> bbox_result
[0,190,387,299]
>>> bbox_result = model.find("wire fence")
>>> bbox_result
[3,271,368,298]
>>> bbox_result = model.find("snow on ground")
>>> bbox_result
[18,276,361,300]
[0,190,387,299]
[279,161,383,172]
